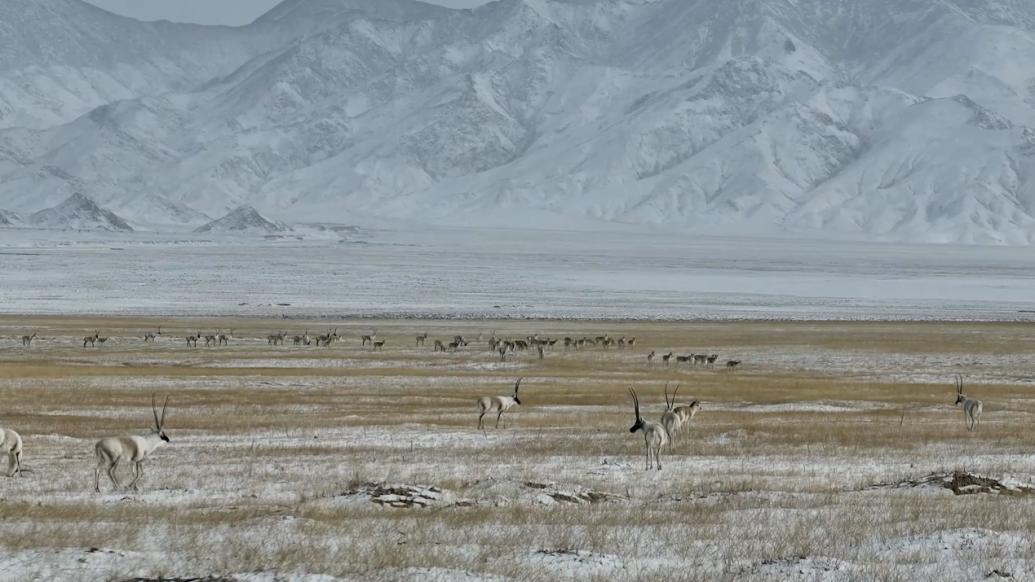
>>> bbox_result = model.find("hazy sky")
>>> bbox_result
[84,0,492,26]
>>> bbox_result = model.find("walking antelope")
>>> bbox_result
[673,400,701,434]
[185,332,201,348]
[203,333,218,347]
[83,332,99,348]
[218,330,232,346]
[662,352,673,365]
[143,327,161,343]
[94,396,171,492]
[0,427,22,477]
[676,354,691,365]
[628,388,669,471]
[416,333,428,347]
[660,384,683,443]
[726,360,741,372]
[647,351,655,365]
[20,331,37,347]
[372,340,386,351]
[954,374,983,431]
[477,378,523,429]
[693,354,708,366]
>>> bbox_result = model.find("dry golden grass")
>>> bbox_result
[0,316,1033,580]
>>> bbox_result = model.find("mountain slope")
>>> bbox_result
[29,193,134,231]
[1,0,1034,243]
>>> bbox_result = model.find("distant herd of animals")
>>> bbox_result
[0,327,982,485]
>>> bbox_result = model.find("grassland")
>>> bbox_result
[0,317,1033,581]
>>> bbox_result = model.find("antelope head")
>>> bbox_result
[151,394,171,443]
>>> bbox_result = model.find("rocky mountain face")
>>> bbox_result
[28,192,134,231]
[194,206,289,233]
[2,0,1035,243]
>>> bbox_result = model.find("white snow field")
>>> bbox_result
[0,226,1033,320]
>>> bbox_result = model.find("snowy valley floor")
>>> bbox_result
[0,317,1034,581]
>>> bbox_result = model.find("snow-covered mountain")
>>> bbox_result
[2,0,1035,243]
[29,192,134,231]
[194,206,289,234]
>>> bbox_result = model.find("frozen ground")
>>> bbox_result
[0,318,1033,581]
[0,227,1033,320]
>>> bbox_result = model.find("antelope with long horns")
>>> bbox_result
[477,378,523,430]
[0,427,22,477]
[94,395,171,492]
[954,374,983,431]
[628,388,668,471]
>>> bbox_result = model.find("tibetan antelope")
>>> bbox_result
[416,332,428,347]
[143,327,161,343]
[0,427,22,477]
[293,330,311,346]
[647,351,655,365]
[954,374,983,431]
[662,352,673,365]
[315,329,338,346]
[498,347,507,361]
[617,337,627,349]
[266,331,286,345]
[726,360,741,372]
[628,388,669,471]
[20,331,37,347]
[627,337,637,348]
[218,330,232,346]
[660,384,683,443]
[372,340,386,351]
[693,354,707,366]
[361,332,377,346]
[434,339,447,352]
[673,400,701,434]
[83,331,99,348]
[706,354,718,366]
[676,354,691,365]
[203,332,218,347]
[94,395,170,492]
[478,378,523,430]
[185,332,200,348]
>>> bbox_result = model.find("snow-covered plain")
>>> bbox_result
[0,226,1033,320]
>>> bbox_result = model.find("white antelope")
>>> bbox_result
[0,427,23,477]
[94,396,171,492]
[954,374,983,431]
[660,383,683,443]
[477,378,523,430]
[628,388,669,471]
[673,400,701,434]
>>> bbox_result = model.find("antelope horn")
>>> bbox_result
[514,377,523,395]
[160,395,169,428]
[152,394,160,428]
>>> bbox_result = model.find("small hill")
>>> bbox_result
[193,206,289,234]
[29,193,134,231]
[0,209,22,226]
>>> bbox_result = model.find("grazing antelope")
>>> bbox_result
[726,360,741,372]
[143,327,161,343]
[477,378,522,429]
[628,388,668,471]
[20,331,37,347]
[954,375,983,431]
[660,384,683,443]
[83,331,99,348]
[0,427,22,477]
[647,351,655,365]
[218,330,232,346]
[662,352,673,365]
[673,400,701,434]
[372,340,386,351]
[416,333,428,347]
[94,396,171,492]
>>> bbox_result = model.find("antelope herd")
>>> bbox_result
[1,325,994,485]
